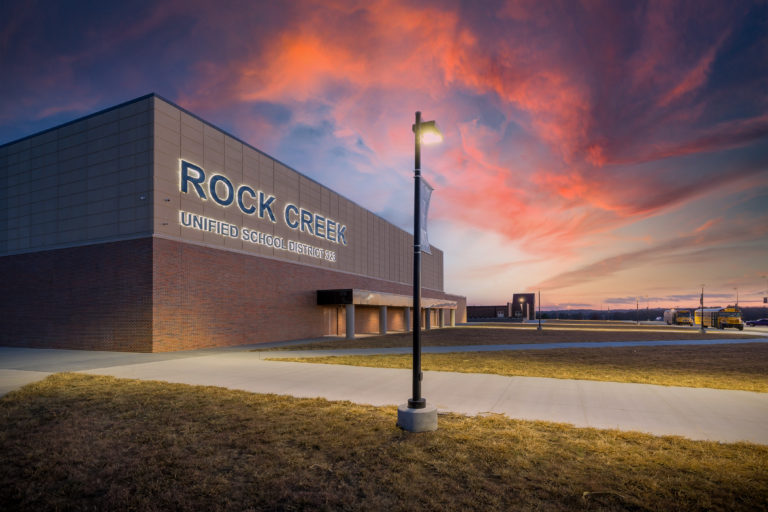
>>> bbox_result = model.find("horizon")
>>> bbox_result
[468,302,761,311]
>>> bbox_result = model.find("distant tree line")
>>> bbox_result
[540,306,767,321]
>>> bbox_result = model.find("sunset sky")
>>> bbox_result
[2,0,767,309]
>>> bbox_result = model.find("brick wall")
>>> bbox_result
[0,238,153,351]
[354,306,380,335]
[388,308,406,331]
[0,237,465,352]
[152,238,465,351]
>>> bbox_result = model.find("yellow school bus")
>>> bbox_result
[694,306,744,330]
[663,309,693,325]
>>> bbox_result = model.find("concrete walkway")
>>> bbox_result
[1,344,767,445]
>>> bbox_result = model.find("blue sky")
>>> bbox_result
[2,0,767,308]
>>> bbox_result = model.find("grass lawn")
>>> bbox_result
[275,343,768,392]
[260,323,758,352]
[1,373,767,511]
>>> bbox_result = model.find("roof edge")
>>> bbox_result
[0,93,158,150]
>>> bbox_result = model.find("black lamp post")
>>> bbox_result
[408,111,442,410]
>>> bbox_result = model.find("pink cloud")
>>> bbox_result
[165,0,766,263]
[632,115,768,163]
[657,33,727,108]
[694,218,722,233]
[534,213,768,292]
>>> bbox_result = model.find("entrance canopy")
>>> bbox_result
[317,289,457,309]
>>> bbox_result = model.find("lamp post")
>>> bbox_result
[734,287,739,307]
[537,290,542,331]
[398,111,442,433]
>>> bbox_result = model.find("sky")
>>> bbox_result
[1,0,767,310]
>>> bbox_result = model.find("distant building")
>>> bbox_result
[511,293,536,320]
[466,305,509,319]
[467,292,536,321]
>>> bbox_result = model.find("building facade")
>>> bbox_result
[465,305,509,320]
[466,293,536,321]
[1,94,465,352]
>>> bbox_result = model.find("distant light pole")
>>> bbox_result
[733,287,739,307]
[700,284,706,333]
[764,275,767,317]
[537,290,542,331]
[398,111,442,433]
[636,298,639,325]
[519,297,525,321]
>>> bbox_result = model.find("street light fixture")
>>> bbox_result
[398,111,442,433]
[418,120,443,145]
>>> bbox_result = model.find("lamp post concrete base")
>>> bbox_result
[397,404,438,432]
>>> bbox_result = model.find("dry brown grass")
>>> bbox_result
[1,373,767,511]
[277,343,768,392]
[261,323,757,352]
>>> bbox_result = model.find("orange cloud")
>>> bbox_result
[168,0,766,264]
[694,218,721,233]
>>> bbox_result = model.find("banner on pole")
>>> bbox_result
[420,178,434,254]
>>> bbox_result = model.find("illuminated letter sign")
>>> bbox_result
[259,192,276,222]
[237,186,257,214]
[181,161,206,198]
[284,204,300,229]
[179,160,347,245]
[209,175,234,206]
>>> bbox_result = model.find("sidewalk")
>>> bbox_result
[1,345,767,444]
